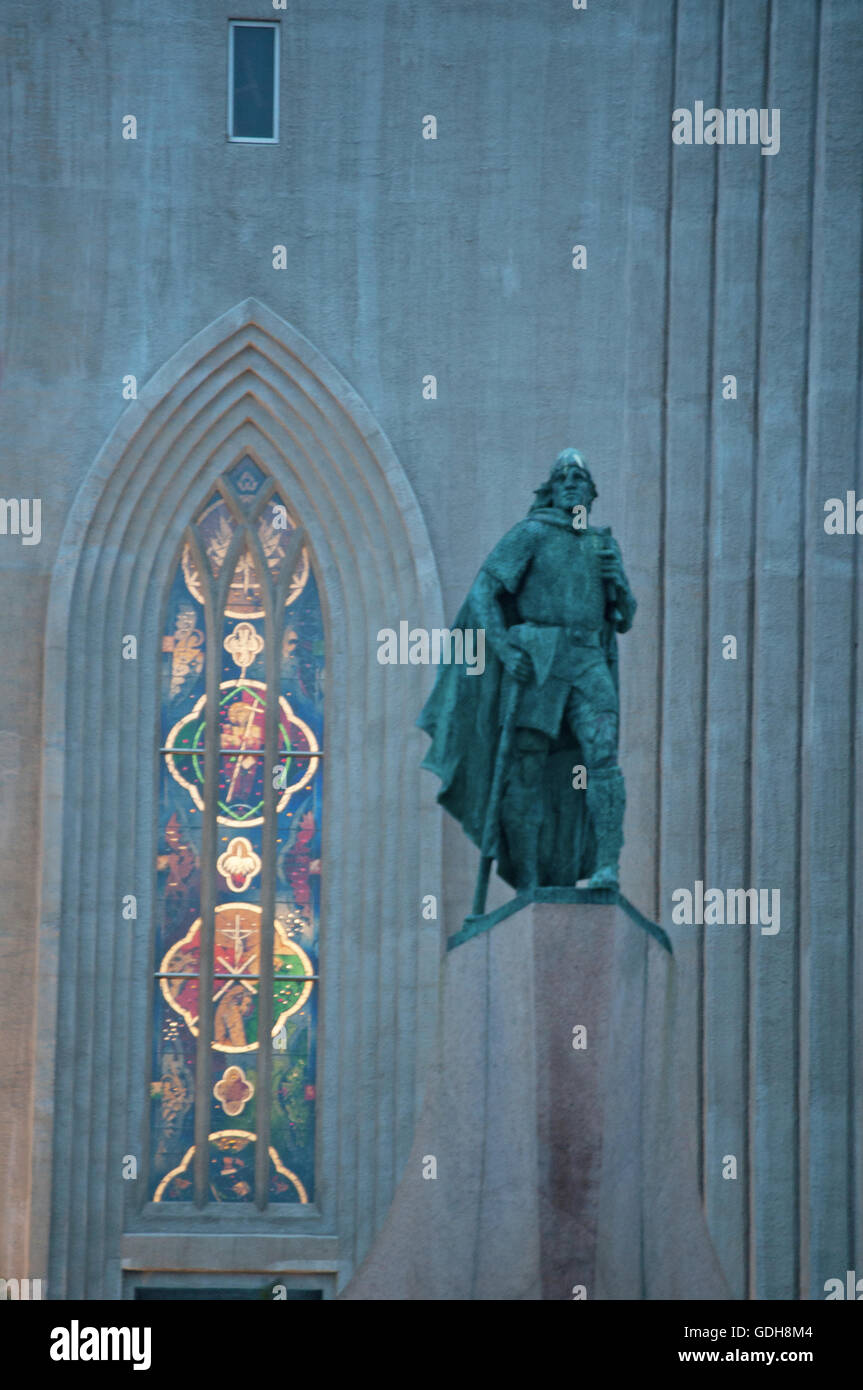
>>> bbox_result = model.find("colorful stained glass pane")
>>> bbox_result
[272,561,323,1201]
[161,564,206,741]
[154,1132,308,1204]
[165,684,319,825]
[217,827,263,899]
[257,493,309,604]
[222,616,265,683]
[152,556,205,1197]
[158,907,313,1048]
[226,456,267,505]
[188,494,237,581]
[270,1000,317,1202]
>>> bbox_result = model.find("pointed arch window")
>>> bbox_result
[150,456,323,1206]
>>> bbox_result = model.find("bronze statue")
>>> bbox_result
[419,448,636,914]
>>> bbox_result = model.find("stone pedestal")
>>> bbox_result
[342,903,728,1300]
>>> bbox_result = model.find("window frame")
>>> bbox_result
[144,458,323,1216]
[40,299,443,1297]
[227,20,280,145]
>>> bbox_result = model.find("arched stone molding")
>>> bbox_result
[34,299,443,1297]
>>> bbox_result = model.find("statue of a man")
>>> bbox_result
[419,449,636,903]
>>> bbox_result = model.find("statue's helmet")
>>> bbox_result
[531,447,598,511]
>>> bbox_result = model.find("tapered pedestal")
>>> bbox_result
[342,903,728,1300]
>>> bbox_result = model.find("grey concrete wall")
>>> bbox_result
[1,0,860,1298]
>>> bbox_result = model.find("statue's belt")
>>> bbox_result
[508,621,603,688]
[512,620,601,647]
[561,624,601,647]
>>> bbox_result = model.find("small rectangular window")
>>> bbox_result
[228,21,278,142]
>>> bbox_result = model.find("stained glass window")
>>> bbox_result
[151,458,323,1205]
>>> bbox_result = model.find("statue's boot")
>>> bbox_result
[585,765,625,890]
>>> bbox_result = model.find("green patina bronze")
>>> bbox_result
[419,448,671,952]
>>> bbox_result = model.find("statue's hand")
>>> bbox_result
[599,546,624,589]
[500,642,532,682]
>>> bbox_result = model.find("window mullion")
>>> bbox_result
[191,521,248,1206]
[185,526,219,1209]
[253,523,277,1210]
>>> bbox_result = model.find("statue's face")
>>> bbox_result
[551,461,594,514]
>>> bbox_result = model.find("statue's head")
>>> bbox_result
[531,448,598,515]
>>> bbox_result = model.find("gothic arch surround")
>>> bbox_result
[34,299,443,1298]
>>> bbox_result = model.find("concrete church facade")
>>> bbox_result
[2,0,862,1300]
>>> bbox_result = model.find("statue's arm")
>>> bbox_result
[472,568,531,680]
[613,550,637,633]
[600,534,637,633]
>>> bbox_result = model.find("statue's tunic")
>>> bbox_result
[483,511,635,740]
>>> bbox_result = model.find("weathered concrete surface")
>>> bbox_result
[343,903,728,1300]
